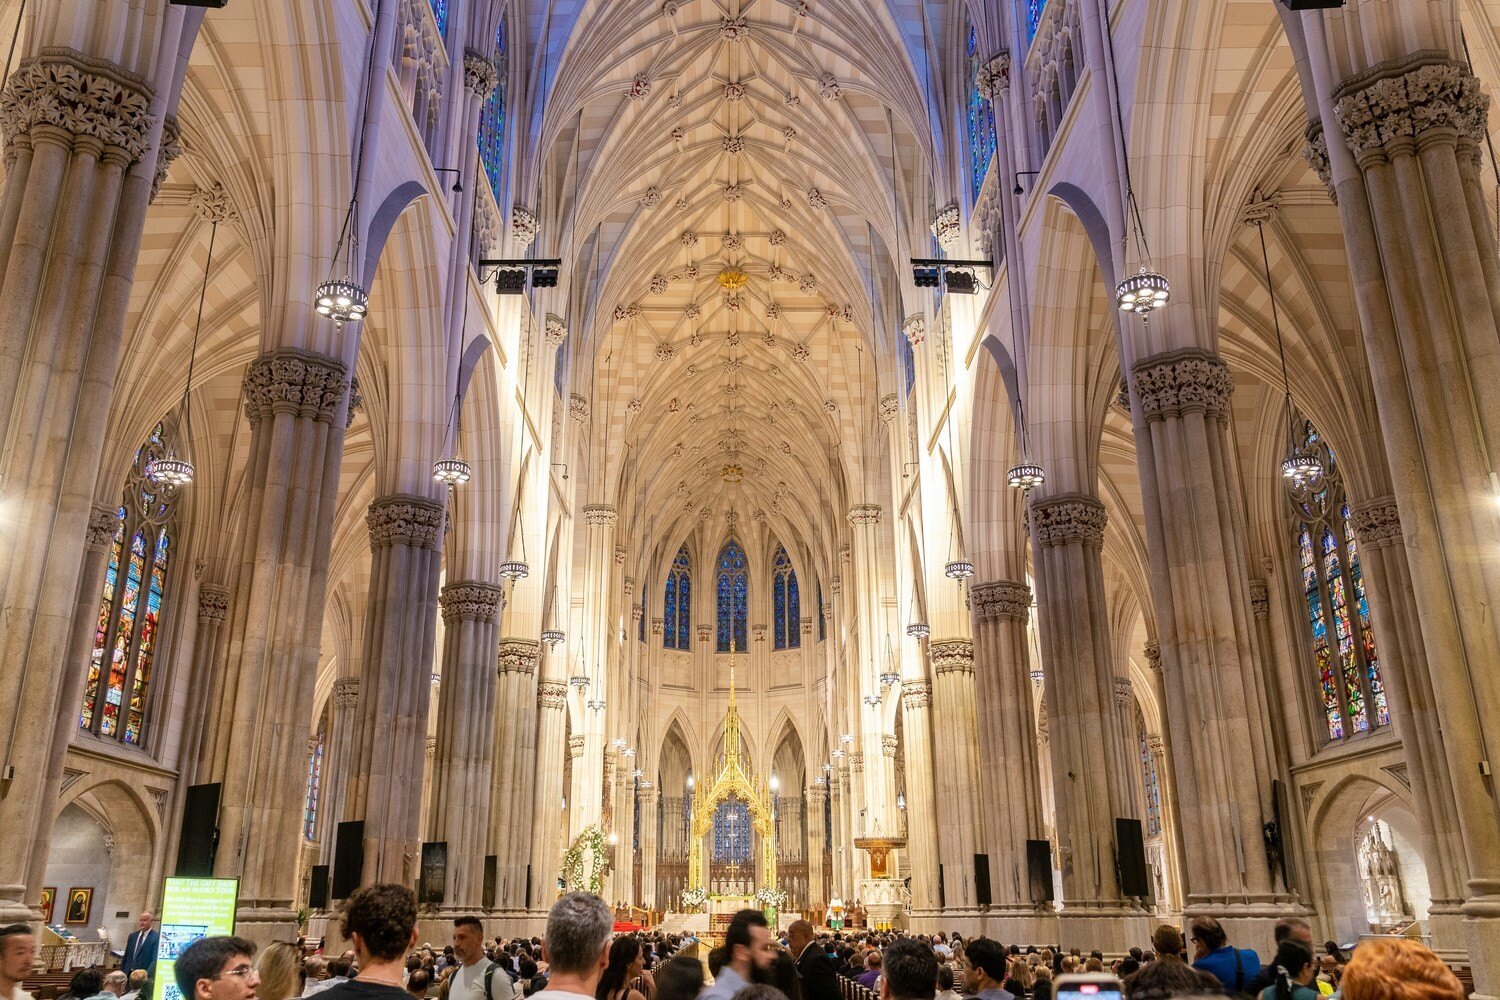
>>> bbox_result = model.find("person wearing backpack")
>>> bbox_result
[451,918,516,1000]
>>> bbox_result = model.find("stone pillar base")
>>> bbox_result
[1056,910,1153,955]
[1424,903,1467,964]
[983,909,1060,948]
[0,885,40,926]
[1460,893,1500,1000]
[234,906,300,949]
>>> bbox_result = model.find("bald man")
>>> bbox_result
[122,913,158,978]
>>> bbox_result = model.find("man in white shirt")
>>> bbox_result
[535,894,613,1000]
[0,925,35,1000]
[451,917,517,1000]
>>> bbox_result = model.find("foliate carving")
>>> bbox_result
[901,680,932,708]
[1333,56,1488,161]
[1143,640,1161,673]
[538,681,568,708]
[929,639,974,675]
[242,349,349,425]
[440,581,504,624]
[1130,349,1233,421]
[86,505,121,549]
[1351,496,1402,547]
[1302,121,1335,202]
[849,750,864,773]
[570,394,590,420]
[463,49,500,98]
[878,394,899,422]
[511,205,538,248]
[847,504,882,526]
[881,734,898,758]
[544,314,567,347]
[1240,190,1279,227]
[425,736,437,759]
[1147,734,1165,755]
[720,15,748,39]
[801,617,813,635]
[583,504,618,526]
[651,617,664,635]
[347,375,364,428]
[333,676,359,708]
[197,585,230,623]
[498,638,541,676]
[626,74,652,101]
[971,580,1031,622]
[568,734,586,758]
[366,494,445,549]
[1113,676,1133,706]
[819,72,842,100]
[1030,494,1107,546]
[1248,578,1270,620]
[0,50,155,164]
[190,182,239,225]
[974,52,1011,101]
[930,204,961,247]
[152,114,181,202]
[902,314,926,347]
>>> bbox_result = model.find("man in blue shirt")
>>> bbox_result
[1189,916,1262,995]
[703,910,776,1000]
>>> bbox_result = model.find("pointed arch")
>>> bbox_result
[715,538,749,653]
[772,542,801,650]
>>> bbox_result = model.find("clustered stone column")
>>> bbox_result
[1029,493,1137,947]
[571,505,618,837]
[897,680,940,912]
[181,584,231,778]
[427,581,505,910]
[317,678,360,865]
[928,639,982,909]
[527,677,570,910]
[344,494,446,885]
[1140,642,1184,913]
[846,504,887,838]
[1128,350,1291,933]
[970,580,1050,937]
[638,785,660,909]
[805,784,827,907]
[492,638,541,910]
[1112,678,1141,820]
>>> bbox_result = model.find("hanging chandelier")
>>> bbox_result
[1008,462,1045,491]
[433,457,472,486]
[149,219,221,488]
[499,560,529,580]
[905,621,930,639]
[611,737,628,750]
[569,674,590,689]
[944,559,974,580]
[587,698,606,712]
[1253,215,1323,487]
[541,627,566,647]
[839,733,854,745]
[315,276,370,327]
[879,668,900,687]
[622,746,637,758]
[863,692,881,707]
[831,748,846,760]
[1115,268,1170,315]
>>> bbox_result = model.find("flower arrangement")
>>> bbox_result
[754,887,787,909]
[681,885,709,909]
[560,825,608,894]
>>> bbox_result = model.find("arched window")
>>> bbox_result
[1287,418,1390,742]
[80,423,180,746]
[304,715,326,842]
[716,540,749,653]
[1137,705,1161,837]
[966,21,998,199]
[773,544,800,650]
[664,545,691,651]
[712,799,753,863]
[477,21,506,200]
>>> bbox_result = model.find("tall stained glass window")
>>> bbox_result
[80,423,180,746]
[639,603,647,643]
[772,544,800,650]
[712,798,753,863]
[664,545,692,651]
[477,21,507,200]
[716,540,749,653]
[966,22,998,200]
[1287,418,1390,743]
[1137,706,1161,837]
[304,722,325,841]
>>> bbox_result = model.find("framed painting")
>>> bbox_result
[39,888,55,924]
[64,887,92,925]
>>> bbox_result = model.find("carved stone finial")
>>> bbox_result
[367,494,445,549]
[971,580,1031,622]
[440,581,505,624]
[1030,493,1107,546]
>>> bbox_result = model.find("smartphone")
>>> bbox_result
[1053,973,1125,1000]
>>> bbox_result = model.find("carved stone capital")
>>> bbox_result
[881,733,898,757]
[1302,120,1336,202]
[1147,734,1165,755]
[367,494,445,550]
[849,750,864,773]
[584,504,618,526]
[242,348,349,426]
[440,581,504,624]
[1114,675,1133,706]
[152,114,181,202]
[544,314,567,347]
[1249,578,1270,620]
[878,394,899,422]
[1130,348,1233,422]
[197,584,229,623]
[1144,640,1161,673]
[86,504,121,550]
[1334,54,1488,162]
[512,205,539,248]
[847,504,883,526]
[568,734,586,758]
[971,580,1031,622]
[570,394,590,421]
[930,638,975,675]
[806,784,827,801]
[425,736,437,759]
[333,676,359,708]
[538,681,568,709]
[930,203,961,248]
[901,680,931,708]
[463,49,500,98]
[0,49,155,164]
[1351,496,1402,547]
[1031,493,1107,546]
[975,52,1011,102]
[498,638,541,676]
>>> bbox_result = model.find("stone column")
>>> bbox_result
[427,581,504,911]
[1112,678,1142,820]
[928,640,982,909]
[1029,493,1139,948]
[527,678,569,909]
[805,785,827,908]
[344,494,446,885]
[182,584,231,779]
[211,349,351,941]
[897,681,940,913]
[846,504,886,837]
[1128,350,1293,935]
[318,677,360,868]
[970,581,1051,938]
[0,39,187,922]
[1142,643,1185,914]
[571,505,617,837]
[493,638,541,910]
[638,786,660,909]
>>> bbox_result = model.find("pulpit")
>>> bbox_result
[854,836,908,930]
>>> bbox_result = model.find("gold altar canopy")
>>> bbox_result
[687,664,777,894]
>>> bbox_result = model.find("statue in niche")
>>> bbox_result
[1358,819,1410,927]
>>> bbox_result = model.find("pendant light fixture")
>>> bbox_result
[1254,215,1322,486]
[1102,15,1168,315]
[904,580,931,639]
[432,387,472,486]
[149,219,221,487]
[542,586,566,647]
[878,636,900,687]
[863,692,882,707]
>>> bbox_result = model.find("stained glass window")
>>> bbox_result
[1137,706,1161,837]
[1286,417,1389,743]
[477,21,507,201]
[304,724,325,842]
[773,544,800,650]
[966,22,998,200]
[664,545,691,650]
[716,540,749,653]
[428,0,448,36]
[80,423,180,746]
[712,798,753,863]
[1024,0,1044,43]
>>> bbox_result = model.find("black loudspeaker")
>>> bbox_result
[1026,839,1054,903]
[175,783,221,877]
[1116,818,1149,898]
[973,854,992,907]
[483,856,498,909]
[331,821,365,900]
[525,864,533,907]
[309,866,330,909]
[937,865,946,909]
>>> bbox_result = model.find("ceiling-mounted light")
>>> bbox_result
[1115,268,1170,315]
[1008,462,1045,492]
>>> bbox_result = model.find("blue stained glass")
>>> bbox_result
[774,575,786,646]
[900,334,915,396]
[639,603,646,643]
[665,545,691,650]
[712,799,752,863]
[1025,0,1044,42]
[817,581,826,641]
[429,0,448,36]
[966,23,998,199]
[773,544,800,650]
[477,22,506,201]
[716,540,749,653]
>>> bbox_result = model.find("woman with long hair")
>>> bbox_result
[256,942,306,1000]
[1340,939,1463,1000]
[1258,940,1317,1000]
[597,937,649,1000]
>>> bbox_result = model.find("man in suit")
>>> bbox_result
[122,912,159,978]
[788,920,839,1000]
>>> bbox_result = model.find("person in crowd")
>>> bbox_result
[320,884,420,1000]
[314,959,354,996]
[959,938,1013,1000]
[102,972,129,998]
[1029,967,1051,1000]
[855,952,882,991]
[595,937,647,1000]
[407,971,432,1000]
[933,966,960,1000]
[878,939,936,1000]
[787,921,836,1000]
[1257,940,1317,1000]
[651,956,702,1000]
[1190,915,1261,995]
[1002,960,1030,999]
[64,968,104,1000]
[1244,918,1314,998]
[122,914,159,980]
[175,937,260,1000]
[534,894,613,1000]
[1339,939,1463,1000]
[727,986,784,1000]
[303,958,330,995]
[258,941,308,1000]
[0,926,34,1000]
[704,910,775,1000]
[1124,926,1222,1000]
[121,970,150,1000]
[1313,957,1337,996]
[452,917,515,1000]
[1320,944,1346,968]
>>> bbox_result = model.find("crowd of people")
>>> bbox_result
[0,889,1472,1000]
